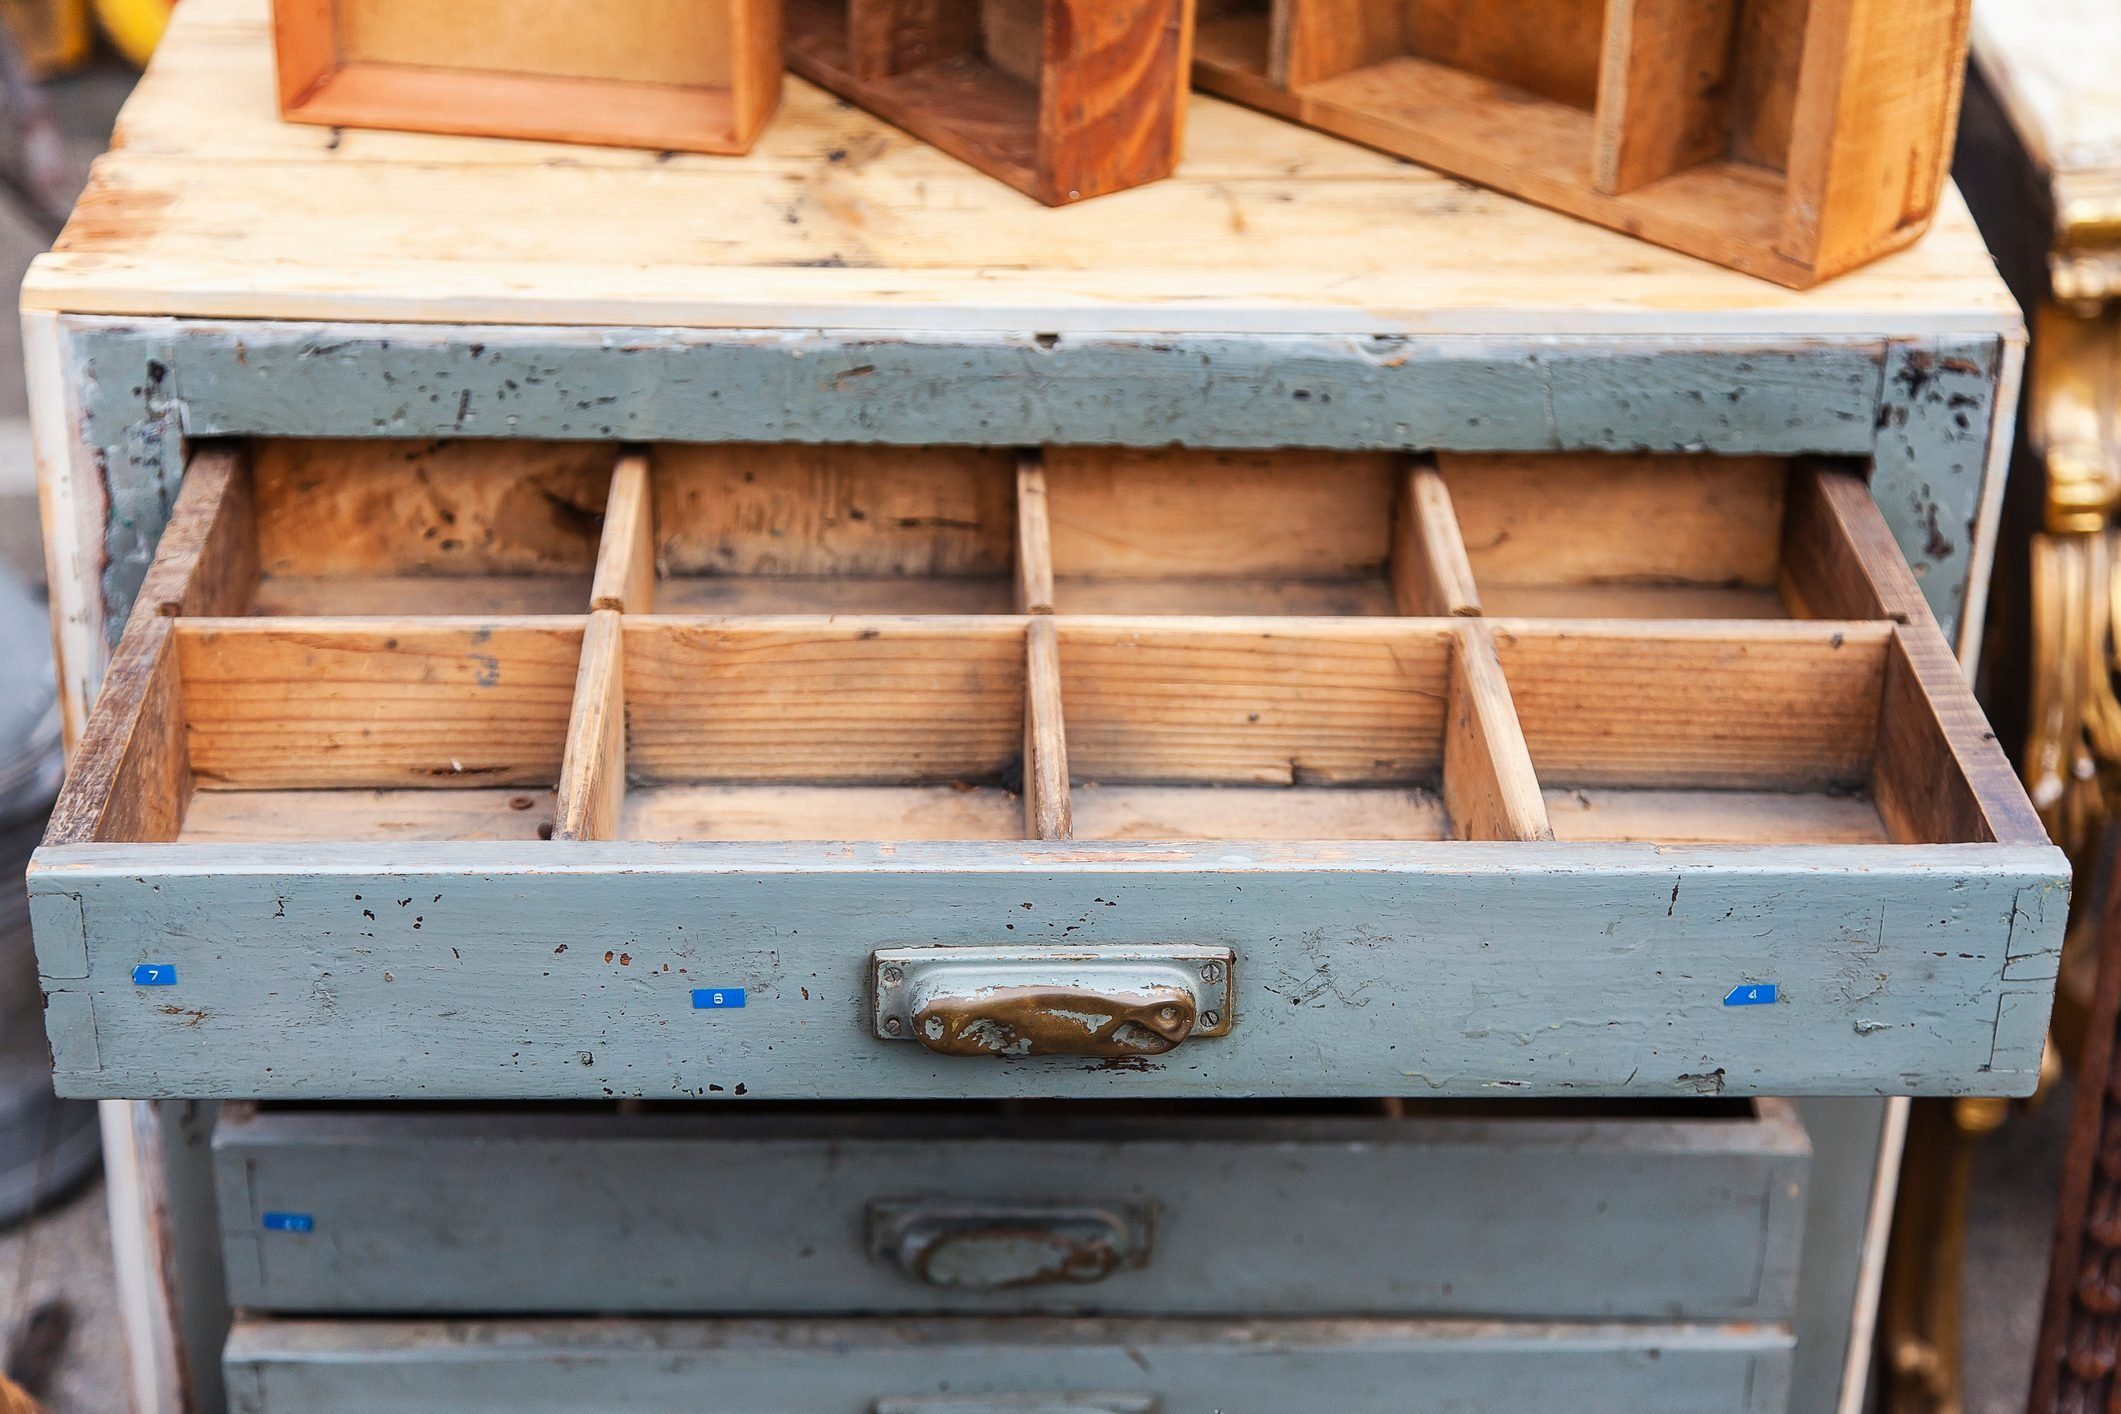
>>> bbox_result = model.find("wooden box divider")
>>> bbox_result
[271,0,783,154]
[1191,0,1975,287]
[783,0,1197,205]
[46,439,2047,855]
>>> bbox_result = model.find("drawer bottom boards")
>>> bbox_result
[214,1100,1808,1321]
[223,1317,1793,1414]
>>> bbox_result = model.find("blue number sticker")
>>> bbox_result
[132,964,178,987]
[1723,983,1778,1008]
[262,1212,315,1233]
[692,988,746,1010]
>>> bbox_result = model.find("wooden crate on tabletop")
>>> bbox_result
[272,0,783,153]
[1193,0,1975,287]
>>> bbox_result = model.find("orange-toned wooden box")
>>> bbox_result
[786,0,1195,205]
[1194,0,1973,287]
[272,0,782,154]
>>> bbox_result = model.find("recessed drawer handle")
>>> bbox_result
[872,946,1234,1058]
[874,1395,1159,1414]
[867,1199,1153,1290]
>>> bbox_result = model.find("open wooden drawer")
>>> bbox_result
[29,442,2066,1100]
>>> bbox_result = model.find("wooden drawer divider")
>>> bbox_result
[48,439,2042,857]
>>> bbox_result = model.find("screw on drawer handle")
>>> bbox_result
[867,1199,1154,1291]
[871,946,1234,1058]
[873,1396,1159,1413]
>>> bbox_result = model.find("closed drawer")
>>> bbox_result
[32,441,2067,1099]
[223,1315,1793,1414]
[213,1098,1807,1320]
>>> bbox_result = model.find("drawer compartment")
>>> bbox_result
[31,441,2067,1100]
[224,1315,1793,1414]
[214,1099,1807,1319]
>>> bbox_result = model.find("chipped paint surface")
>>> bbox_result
[29,840,2065,1100]
[60,317,1979,645]
[215,1101,1810,1318]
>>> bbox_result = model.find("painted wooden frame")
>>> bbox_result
[20,308,2026,1414]
[213,1099,1809,1317]
[784,0,1196,203]
[271,0,783,153]
[220,1315,1795,1412]
[1193,0,1975,287]
[25,440,2066,1101]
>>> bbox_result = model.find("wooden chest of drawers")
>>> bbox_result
[29,441,2062,1100]
[15,2,2046,1407]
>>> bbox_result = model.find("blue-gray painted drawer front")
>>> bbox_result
[212,1100,1808,1319]
[30,840,2066,1099]
[29,442,2069,1101]
[222,1316,1793,1414]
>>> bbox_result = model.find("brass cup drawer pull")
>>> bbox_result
[871,946,1235,1058]
[867,1199,1154,1291]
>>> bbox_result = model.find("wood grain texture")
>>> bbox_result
[42,617,190,845]
[134,443,259,619]
[619,783,1024,842]
[1045,447,1396,580]
[1871,623,2048,846]
[1727,0,1806,170]
[1545,786,1892,845]
[174,619,583,790]
[653,443,1016,581]
[333,0,740,87]
[1070,783,1448,840]
[177,788,556,843]
[1440,453,1790,597]
[1492,621,1889,790]
[1595,0,1740,195]
[1444,623,1553,842]
[1037,0,1197,204]
[1778,464,1932,624]
[28,838,2067,1098]
[1015,450,1055,614]
[1058,618,1453,786]
[1024,616,1072,839]
[1392,461,1481,617]
[554,610,625,842]
[25,0,2022,333]
[1779,0,1973,275]
[622,618,1027,785]
[1194,0,1973,285]
[1405,0,1606,110]
[272,0,780,153]
[791,0,1192,204]
[1272,0,1400,88]
[848,0,980,80]
[590,450,655,614]
[249,439,611,582]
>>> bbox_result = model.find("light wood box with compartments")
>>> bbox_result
[28,438,2065,1101]
[271,0,782,153]
[784,0,1195,204]
[1192,0,1975,287]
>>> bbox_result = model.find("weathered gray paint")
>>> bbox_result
[1872,338,2015,636]
[212,1101,1808,1320]
[31,839,2066,1100]
[221,1316,1794,1414]
[63,317,1962,646]
[40,301,2021,1414]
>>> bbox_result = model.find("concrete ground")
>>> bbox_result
[1965,1079,2075,1413]
[0,38,2086,1414]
